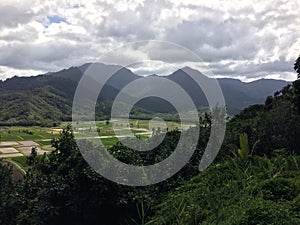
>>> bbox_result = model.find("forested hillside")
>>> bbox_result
[0,64,289,126]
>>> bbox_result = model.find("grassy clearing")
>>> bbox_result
[101,137,119,148]
[118,119,181,130]
[9,155,46,172]
[128,119,196,130]
[72,119,186,147]
[10,156,28,171]
[0,127,59,142]
[36,140,52,146]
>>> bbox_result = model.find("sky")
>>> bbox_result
[0,0,299,81]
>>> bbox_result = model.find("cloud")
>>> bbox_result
[0,65,44,79]
[0,4,34,28]
[0,0,299,81]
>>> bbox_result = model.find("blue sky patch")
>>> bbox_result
[47,15,67,24]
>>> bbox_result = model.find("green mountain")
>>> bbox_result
[0,63,289,126]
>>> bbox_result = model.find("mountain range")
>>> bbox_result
[0,63,289,126]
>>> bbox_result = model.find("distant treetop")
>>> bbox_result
[294,54,300,79]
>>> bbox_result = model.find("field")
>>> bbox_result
[0,119,188,172]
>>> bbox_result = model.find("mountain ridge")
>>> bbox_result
[0,63,290,125]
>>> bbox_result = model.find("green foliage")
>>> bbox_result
[259,178,298,201]
[0,160,17,225]
[235,133,260,159]
[0,86,71,126]
[225,79,300,156]
[0,121,211,224]
[292,79,300,113]
[238,133,249,158]
[11,156,29,170]
[238,199,299,225]
[6,125,125,225]
[26,147,38,166]
[148,156,300,225]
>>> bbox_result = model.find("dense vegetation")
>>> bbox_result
[0,58,299,224]
[148,156,300,225]
[225,79,300,156]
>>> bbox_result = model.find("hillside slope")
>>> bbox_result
[0,63,289,125]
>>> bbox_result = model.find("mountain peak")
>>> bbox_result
[78,63,93,72]
[170,66,209,80]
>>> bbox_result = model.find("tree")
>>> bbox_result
[294,54,300,79]
[292,79,300,114]
[17,124,125,225]
[0,161,17,225]
[26,147,37,166]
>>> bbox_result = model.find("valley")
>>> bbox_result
[0,119,188,172]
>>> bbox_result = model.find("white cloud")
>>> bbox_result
[0,0,299,81]
[0,65,44,80]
